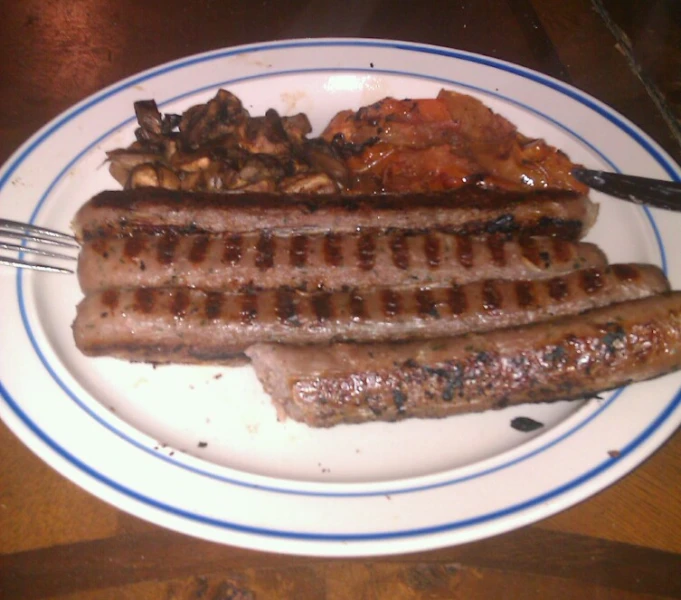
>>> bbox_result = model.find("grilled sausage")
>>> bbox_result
[76,231,607,294]
[246,291,681,427]
[72,264,668,364]
[72,187,598,240]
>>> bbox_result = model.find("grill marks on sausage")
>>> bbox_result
[189,235,210,264]
[91,237,110,258]
[612,263,640,282]
[482,281,501,311]
[101,289,120,311]
[255,231,275,271]
[311,292,334,322]
[424,234,442,268]
[276,287,300,325]
[349,289,366,320]
[515,281,535,309]
[102,265,661,326]
[456,236,474,268]
[357,232,376,271]
[123,236,146,259]
[76,264,670,364]
[133,288,155,313]
[204,292,223,319]
[239,291,258,324]
[486,235,507,267]
[323,233,343,267]
[290,235,309,268]
[548,277,569,301]
[580,267,604,294]
[448,284,467,315]
[551,238,572,264]
[519,236,542,267]
[79,230,607,296]
[171,288,190,318]
[416,288,439,318]
[223,234,243,265]
[389,235,409,270]
[381,289,401,317]
[157,233,179,265]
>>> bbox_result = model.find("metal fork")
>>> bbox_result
[0,218,78,274]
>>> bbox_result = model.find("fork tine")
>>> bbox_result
[0,241,78,261]
[0,256,74,274]
[0,218,76,241]
[0,229,78,249]
[0,219,78,249]
[0,218,77,274]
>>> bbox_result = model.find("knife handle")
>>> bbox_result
[572,168,681,212]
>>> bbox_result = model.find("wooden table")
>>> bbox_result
[1,1,680,597]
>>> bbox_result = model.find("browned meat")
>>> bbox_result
[246,291,681,427]
[73,264,668,365]
[322,91,588,193]
[72,187,598,240]
[77,231,606,294]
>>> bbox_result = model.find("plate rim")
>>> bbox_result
[1,37,681,556]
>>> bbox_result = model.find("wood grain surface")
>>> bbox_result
[1,0,681,598]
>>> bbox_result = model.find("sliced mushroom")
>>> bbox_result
[172,152,213,173]
[106,88,352,193]
[238,154,286,183]
[179,89,250,150]
[134,100,164,137]
[278,172,339,194]
[127,163,181,190]
[282,113,312,142]
[303,138,350,187]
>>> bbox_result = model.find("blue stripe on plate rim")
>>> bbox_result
[1,39,680,542]
[1,375,680,542]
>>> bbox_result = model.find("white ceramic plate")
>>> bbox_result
[1,39,680,557]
